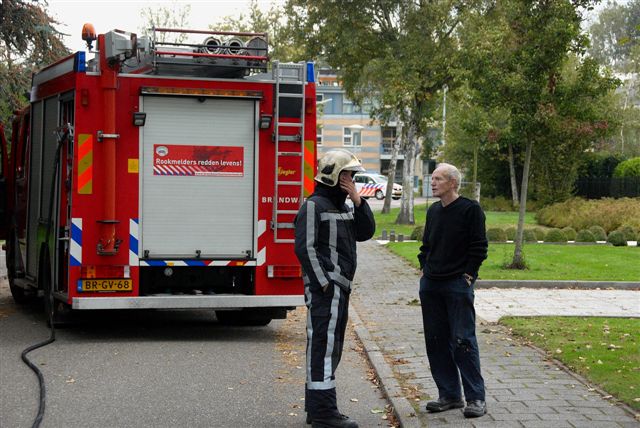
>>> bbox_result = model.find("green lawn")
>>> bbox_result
[500,316,640,411]
[386,242,640,281]
[373,203,539,238]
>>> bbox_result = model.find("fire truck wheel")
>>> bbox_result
[375,190,384,200]
[216,310,272,326]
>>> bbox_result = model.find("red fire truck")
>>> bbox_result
[0,26,316,325]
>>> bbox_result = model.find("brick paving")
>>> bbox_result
[349,240,639,427]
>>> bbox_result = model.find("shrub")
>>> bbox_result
[607,230,627,246]
[575,229,596,243]
[523,229,538,242]
[613,157,640,178]
[544,228,567,243]
[535,197,640,232]
[505,227,517,241]
[561,227,577,241]
[534,228,546,241]
[588,225,607,241]
[480,196,515,212]
[410,225,424,241]
[486,228,507,242]
[617,225,637,242]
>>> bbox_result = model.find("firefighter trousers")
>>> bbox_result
[304,282,349,419]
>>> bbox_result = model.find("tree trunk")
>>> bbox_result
[395,122,417,225]
[508,142,519,208]
[511,140,532,269]
[382,123,402,214]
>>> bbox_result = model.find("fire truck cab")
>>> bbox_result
[0,27,316,325]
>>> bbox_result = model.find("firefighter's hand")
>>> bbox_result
[340,174,361,207]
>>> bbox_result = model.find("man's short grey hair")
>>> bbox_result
[436,163,461,191]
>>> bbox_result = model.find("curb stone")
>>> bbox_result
[350,304,422,428]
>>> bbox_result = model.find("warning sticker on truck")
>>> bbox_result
[153,144,244,176]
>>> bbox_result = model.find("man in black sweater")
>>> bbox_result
[417,163,488,418]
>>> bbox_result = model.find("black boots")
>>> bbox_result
[308,413,359,428]
[425,397,465,412]
[463,400,487,418]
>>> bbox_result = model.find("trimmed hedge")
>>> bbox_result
[534,228,546,241]
[505,227,517,241]
[613,157,640,178]
[575,229,597,243]
[487,228,507,242]
[562,227,577,241]
[588,225,608,241]
[545,228,567,243]
[617,225,637,242]
[410,225,425,241]
[607,230,627,246]
[523,229,538,242]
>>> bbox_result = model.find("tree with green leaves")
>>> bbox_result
[0,0,68,127]
[588,1,640,157]
[286,0,472,225]
[462,0,617,268]
[588,0,640,72]
[139,1,191,43]
[211,0,302,62]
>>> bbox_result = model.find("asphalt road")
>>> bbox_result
[0,278,390,428]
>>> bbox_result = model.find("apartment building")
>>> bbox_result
[315,68,405,180]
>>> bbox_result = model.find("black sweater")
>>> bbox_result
[417,197,488,280]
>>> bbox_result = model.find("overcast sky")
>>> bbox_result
[46,0,284,52]
[46,0,627,53]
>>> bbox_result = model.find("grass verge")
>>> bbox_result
[373,203,540,238]
[499,316,640,411]
[386,242,640,281]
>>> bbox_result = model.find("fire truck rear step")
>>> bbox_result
[72,295,304,310]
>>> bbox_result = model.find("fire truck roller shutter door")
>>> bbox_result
[140,96,256,258]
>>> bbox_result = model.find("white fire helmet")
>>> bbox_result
[314,149,365,187]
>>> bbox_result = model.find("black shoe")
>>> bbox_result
[463,400,487,418]
[426,397,465,413]
[311,414,358,428]
[306,413,312,424]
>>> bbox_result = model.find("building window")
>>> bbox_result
[342,99,362,114]
[343,127,361,147]
[381,126,397,155]
[317,124,323,146]
[316,94,324,103]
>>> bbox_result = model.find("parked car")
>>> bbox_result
[353,172,402,200]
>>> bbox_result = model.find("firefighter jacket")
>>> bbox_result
[294,185,376,293]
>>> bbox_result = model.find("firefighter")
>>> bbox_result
[294,149,376,428]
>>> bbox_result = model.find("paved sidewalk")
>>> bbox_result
[349,240,640,427]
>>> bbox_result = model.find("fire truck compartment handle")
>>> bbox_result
[97,131,120,142]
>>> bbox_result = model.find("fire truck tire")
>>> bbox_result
[375,190,384,200]
[37,246,73,327]
[216,310,272,326]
